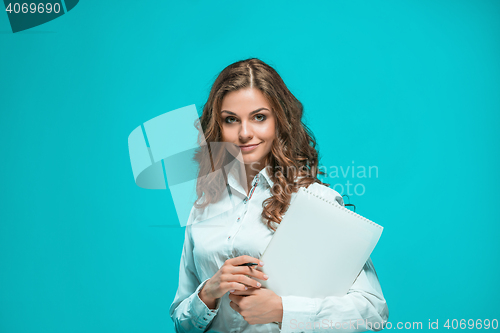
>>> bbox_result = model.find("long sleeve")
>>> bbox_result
[280,257,388,332]
[169,222,222,332]
[279,187,389,332]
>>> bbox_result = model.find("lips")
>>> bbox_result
[239,143,260,148]
[239,143,261,151]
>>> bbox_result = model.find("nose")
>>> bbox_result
[238,120,253,143]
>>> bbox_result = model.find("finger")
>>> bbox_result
[231,288,257,296]
[229,300,241,313]
[226,273,262,289]
[222,281,248,294]
[227,255,264,267]
[228,293,245,305]
[230,266,269,281]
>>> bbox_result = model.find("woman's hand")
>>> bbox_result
[199,255,268,309]
[229,287,283,325]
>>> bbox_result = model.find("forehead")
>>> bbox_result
[221,88,271,113]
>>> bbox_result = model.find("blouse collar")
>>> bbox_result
[225,159,274,196]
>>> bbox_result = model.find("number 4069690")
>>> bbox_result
[444,319,498,330]
[5,3,61,14]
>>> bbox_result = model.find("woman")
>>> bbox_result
[169,58,389,332]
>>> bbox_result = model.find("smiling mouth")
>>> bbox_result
[239,143,261,151]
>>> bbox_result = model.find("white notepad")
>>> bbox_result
[257,187,383,298]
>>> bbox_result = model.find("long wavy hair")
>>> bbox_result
[193,58,328,231]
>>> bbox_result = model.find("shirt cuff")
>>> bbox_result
[280,295,317,333]
[190,278,221,330]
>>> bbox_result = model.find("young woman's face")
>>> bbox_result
[220,88,276,169]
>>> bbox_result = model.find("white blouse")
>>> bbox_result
[169,160,389,333]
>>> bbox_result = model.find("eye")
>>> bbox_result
[224,116,238,124]
[254,114,266,122]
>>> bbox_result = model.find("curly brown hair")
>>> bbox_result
[193,58,329,231]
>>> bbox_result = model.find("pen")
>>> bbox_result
[238,262,258,267]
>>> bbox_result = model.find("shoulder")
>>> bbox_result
[186,204,206,227]
[303,182,344,207]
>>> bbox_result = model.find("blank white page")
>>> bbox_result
[258,187,383,298]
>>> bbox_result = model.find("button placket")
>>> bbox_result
[227,202,245,241]
[244,175,259,204]
[227,177,259,242]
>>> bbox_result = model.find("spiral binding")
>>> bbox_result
[300,187,382,229]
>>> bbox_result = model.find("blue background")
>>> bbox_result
[1,0,499,332]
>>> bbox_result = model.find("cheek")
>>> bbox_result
[221,127,235,141]
[258,122,276,140]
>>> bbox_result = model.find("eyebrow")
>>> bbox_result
[221,107,270,116]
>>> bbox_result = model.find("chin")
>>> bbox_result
[242,159,255,165]
[241,158,255,164]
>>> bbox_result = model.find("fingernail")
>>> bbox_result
[259,261,264,266]
[230,289,235,293]
[263,274,269,279]
[257,282,261,287]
